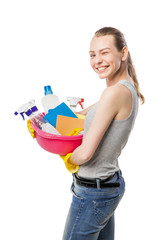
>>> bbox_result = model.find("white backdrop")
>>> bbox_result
[0,0,160,239]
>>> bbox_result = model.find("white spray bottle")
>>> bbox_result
[15,100,46,129]
[15,100,60,134]
[67,97,84,112]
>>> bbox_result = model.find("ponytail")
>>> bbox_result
[127,52,145,104]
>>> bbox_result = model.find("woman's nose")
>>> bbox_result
[95,54,103,64]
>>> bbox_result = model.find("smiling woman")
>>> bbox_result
[62,27,145,240]
[89,35,131,85]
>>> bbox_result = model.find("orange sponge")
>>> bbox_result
[56,115,85,136]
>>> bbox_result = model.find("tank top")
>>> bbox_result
[78,80,139,179]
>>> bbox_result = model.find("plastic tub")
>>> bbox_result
[31,122,83,155]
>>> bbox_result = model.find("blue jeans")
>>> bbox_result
[63,170,125,240]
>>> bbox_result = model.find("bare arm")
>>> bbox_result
[76,102,97,116]
[70,86,122,165]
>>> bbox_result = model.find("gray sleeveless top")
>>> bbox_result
[78,80,139,179]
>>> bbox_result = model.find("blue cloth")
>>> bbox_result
[43,102,77,128]
[62,170,125,240]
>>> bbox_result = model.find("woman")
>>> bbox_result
[62,27,145,240]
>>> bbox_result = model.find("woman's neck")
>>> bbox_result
[106,65,133,87]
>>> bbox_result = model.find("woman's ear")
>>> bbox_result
[121,46,128,61]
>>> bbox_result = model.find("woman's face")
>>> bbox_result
[89,35,123,80]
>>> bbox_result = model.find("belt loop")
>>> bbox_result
[72,173,76,183]
[117,170,121,179]
[96,179,101,190]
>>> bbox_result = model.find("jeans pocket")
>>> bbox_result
[71,183,84,200]
[93,194,123,226]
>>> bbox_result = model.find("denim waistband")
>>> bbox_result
[73,170,122,190]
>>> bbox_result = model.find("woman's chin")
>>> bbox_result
[98,73,108,79]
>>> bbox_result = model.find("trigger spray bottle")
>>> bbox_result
[14,100,46,129]
[67,97,84,112]
[15,100,61,134]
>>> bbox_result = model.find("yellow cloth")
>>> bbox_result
[75,113,85,119]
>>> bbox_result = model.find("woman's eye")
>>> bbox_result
[90,54,96,58]
[102,52,108,54]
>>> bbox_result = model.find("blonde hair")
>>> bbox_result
[95,27,145,104]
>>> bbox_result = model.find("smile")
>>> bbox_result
[96,66,109,73]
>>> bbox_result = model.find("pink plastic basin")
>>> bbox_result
[31,122,83,155]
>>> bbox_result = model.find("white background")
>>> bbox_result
[0,0,160,239]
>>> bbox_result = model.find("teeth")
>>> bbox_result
[98,67,107,71]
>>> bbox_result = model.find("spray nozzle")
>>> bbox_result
[14,100,37,120]
[67,97,84,112]
[78,98,84,109]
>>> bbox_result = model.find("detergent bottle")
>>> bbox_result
[41,85,59,114]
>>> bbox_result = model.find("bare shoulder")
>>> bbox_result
[100,84,132,116]
[114,83,132,103]
[101,84,128,102]
[103,83,132,102]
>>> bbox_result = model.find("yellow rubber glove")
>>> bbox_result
[27,119,35,139]
[59,127,83,173]
[60,153,79,173]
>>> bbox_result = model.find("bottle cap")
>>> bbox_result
[44,85,53,95]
